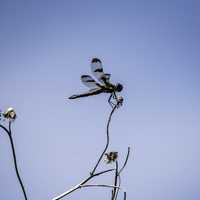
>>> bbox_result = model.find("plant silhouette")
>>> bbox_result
[53,83,130,200]
[0,108,28,200]
[0,59,130,200]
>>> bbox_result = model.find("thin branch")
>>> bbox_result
[91,104,118,175]
[9,120,12,135]
[53,98,122,200]
[52,169,114,200]
[114,147,130,200]
[53,182,122,200]
[94,168,115,176]
[0,123,28,200]
[124,192,127,200]
[118,147,130,175]
[114,174,121,200]
[112,161,119,200]
[0,124,10,136]
[81,184,121,190]
[52,180,84,200]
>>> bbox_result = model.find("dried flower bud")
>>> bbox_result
[105,151,118,164]
[117,96,123,107]
[3,107,17,121]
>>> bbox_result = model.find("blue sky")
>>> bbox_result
[0,0,200,199]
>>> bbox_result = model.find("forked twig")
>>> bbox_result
[52,169,115,200]
[53,104,119,200]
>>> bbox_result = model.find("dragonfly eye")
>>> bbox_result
[116,83,123,92]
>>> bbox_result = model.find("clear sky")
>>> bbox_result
[0,0,200,199]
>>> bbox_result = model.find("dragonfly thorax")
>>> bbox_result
[115,83,123,92]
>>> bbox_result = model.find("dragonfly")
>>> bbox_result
[68,58,123,107]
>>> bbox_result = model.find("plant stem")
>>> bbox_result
[124,192,127,200]
[118,147,130,175]
[81,184,121,190]
[0,123,28,200]
[91,105,118,175]
[53,101,121,200]
[52,169,114,200]
[111,161,118,200]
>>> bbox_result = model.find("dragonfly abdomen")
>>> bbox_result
[69,89,104,99]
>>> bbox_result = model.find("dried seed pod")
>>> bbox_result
[117,96,123,107]
[3,107,17,121]
[105,151,118,164]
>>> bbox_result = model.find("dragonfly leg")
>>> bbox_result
[113,92,123,108]
[108,94,115,108]
[112,92,119,106]
[113,92,117,100]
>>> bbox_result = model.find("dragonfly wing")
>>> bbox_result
[101,73,111,83]
[91,58,111,84]
[89,88,102,92]
[81,75,99,88]
[91,58,104,83]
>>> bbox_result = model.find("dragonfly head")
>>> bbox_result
[115,83,123,92]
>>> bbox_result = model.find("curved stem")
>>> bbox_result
[91,105,118,175]
[0,124,10,136]
[118,147,130,175]
[53,100,121,200]
[0,123,28,200]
